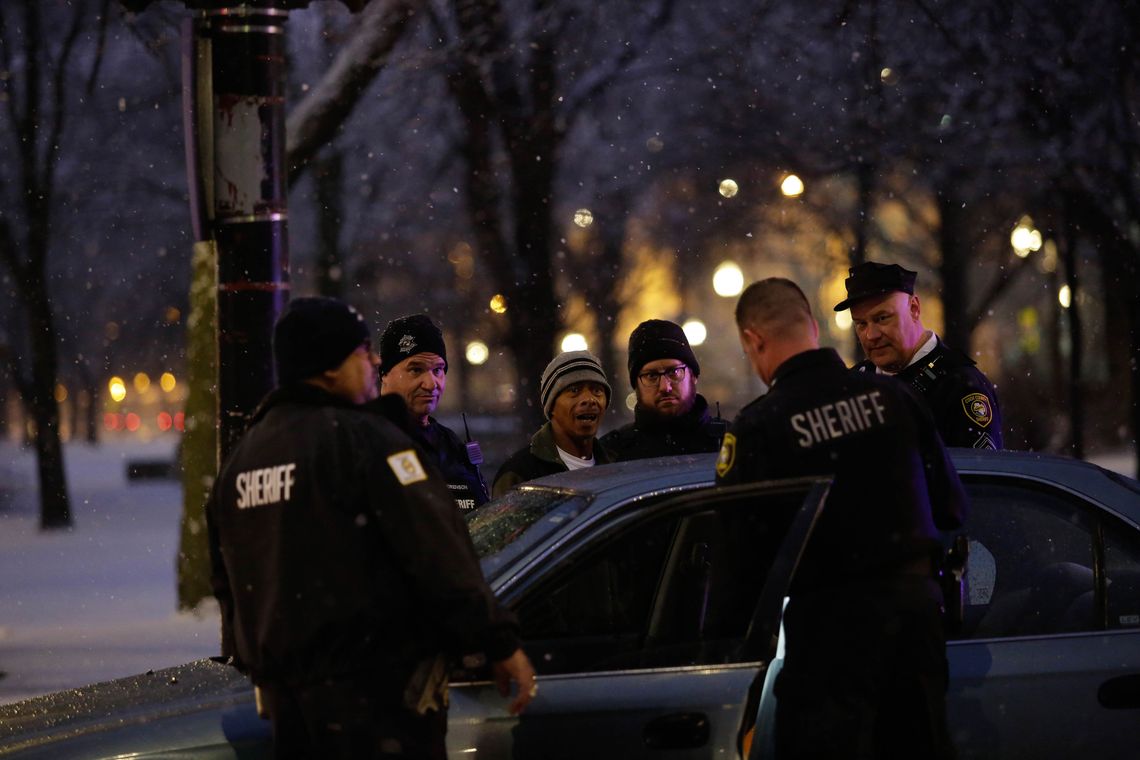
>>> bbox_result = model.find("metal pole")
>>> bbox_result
[202,5,290,459]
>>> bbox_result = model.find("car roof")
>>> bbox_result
[513,449,1140,525]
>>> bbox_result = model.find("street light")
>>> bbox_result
[561,333,588,352]
[682,319,707,346]
[465,341,490,365]
[780,174,804,197]
[713,262,744,297]
[1011,216,1043,258]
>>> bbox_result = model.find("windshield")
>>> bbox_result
[466,488,591,581]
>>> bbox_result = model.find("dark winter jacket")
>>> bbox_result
[600,394,726,462]
[206,383,519,691]
[855,336,1003,450]
[717,348,968,593]
[492,421,613,497]
[364,396,489,511]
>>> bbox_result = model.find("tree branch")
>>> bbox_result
[285,0,421,186]
[559,0,677,116]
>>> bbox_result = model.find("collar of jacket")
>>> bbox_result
[771,347,845,386]
[250,382,362,424]
[632,393,711,433]
[529,421,613,465]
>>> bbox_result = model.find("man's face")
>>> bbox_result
[326,343,380,405]
[550,381,608,444]
[634,358,697,417]
[850,291,926,372]
[381,352,447,423]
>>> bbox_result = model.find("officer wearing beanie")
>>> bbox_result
[206,297,536,760]
[834,261,1004,449]
[373,314,489,511]
[492,350,614,497]
[600,319,726,461]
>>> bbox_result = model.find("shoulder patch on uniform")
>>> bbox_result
[961,392,993,428]
[716,432,737,478]
[387,449,428,485]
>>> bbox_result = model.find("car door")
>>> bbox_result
[446,478,830,760]
[945,474,1140,760]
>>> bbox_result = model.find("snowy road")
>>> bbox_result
[0,437,220,705]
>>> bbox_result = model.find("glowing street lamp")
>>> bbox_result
[718,179,739,198]
[780,174,804,197]
[561,333,588,352]
[108,376,127,403]
[1058,285,1072,309]
[713,262,744,297]
[465,341,490,365]
[682,319,707,346]
[1011,217,1043,258]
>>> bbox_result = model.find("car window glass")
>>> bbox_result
[956,479,1095,639]
[514,488,806,675]
[1103,517,1140,631]
[467,489,590,579]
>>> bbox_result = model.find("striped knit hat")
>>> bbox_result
[539,350,611,418]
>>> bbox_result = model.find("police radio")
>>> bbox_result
[463,413,490,501]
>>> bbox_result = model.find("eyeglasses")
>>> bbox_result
[637,365,688,387]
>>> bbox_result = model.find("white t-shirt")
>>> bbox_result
[556,446,595,471]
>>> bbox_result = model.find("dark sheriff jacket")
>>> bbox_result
[855,336,1003,450]
[600,394,726,462]
[206,384,519,692]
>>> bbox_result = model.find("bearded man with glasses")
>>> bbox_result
[601,319,727,461]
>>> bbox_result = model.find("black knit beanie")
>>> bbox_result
[273,297,371,386]
[379,314,448,375]
[626,319,700,388]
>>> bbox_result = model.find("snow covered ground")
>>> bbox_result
[0,436,1135,708]
[0,436,220,706]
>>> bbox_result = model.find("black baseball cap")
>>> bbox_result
[832,261,918,311]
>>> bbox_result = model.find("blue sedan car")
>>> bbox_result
[2,450,1139,759]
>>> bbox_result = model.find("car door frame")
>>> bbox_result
[446,477,832,760]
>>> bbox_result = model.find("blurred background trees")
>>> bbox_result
[2,0,1137,548]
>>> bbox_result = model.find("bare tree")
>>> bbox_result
[0,2,101,529]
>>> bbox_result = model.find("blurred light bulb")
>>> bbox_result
[780,174,804,197]
[713,262,744,297]
[682,319,707,346]
[561,333,588,352]
[573,209,594,228]
[718,179,739,198]
[109,377,127,403]
[465,341,490,365]
[489,294,508,314]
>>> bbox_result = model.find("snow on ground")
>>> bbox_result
[0,436,220,705]
[0,435,1135,708]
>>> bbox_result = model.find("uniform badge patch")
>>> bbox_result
[716,432,737,478]
[387,449,427,485]
[398,334,417,354]
[961,393,993,428]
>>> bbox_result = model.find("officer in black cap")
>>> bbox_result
[600,319,726,461]
[207,297,536,759]
[718,278,967,759]
[834,261,1003,449]
[374,314,489,511]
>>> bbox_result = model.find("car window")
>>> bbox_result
[467,489,590,581]
[513,487,807,675]
[1104,517,1140,631]
[957,479,1096,639]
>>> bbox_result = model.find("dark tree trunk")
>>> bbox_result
[25,273,71,528]
[1060,198,1085,458]
[937,187,971,355]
